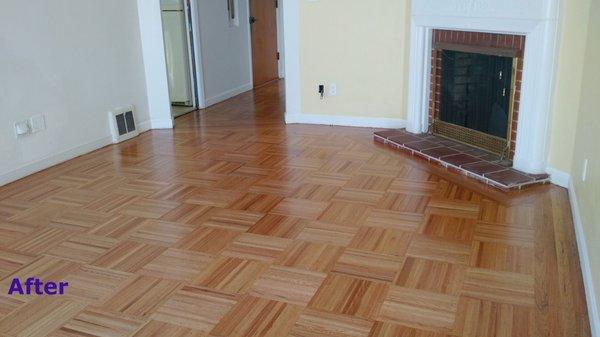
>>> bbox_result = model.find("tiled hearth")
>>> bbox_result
[374,129,549,190]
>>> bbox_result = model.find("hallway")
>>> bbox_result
[0,81,590,336]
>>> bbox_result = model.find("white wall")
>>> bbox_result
[0,0,152,186]
[197,0,253,106]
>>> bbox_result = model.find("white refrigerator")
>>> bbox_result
[161,0,193,106]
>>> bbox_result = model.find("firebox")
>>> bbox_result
[429,30,525,159]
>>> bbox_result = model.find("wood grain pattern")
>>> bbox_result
[0,81,590,336]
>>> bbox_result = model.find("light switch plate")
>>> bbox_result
[582,159,589,182]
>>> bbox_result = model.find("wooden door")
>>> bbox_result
[250,0,279,87]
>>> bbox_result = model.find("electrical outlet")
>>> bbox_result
[29,114,46,133]
[14,120,31,137]
[329,83,337,96]
[582,159,589,182]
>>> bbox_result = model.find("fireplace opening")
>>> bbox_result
[439,50,513,139]
[429,30,525,160]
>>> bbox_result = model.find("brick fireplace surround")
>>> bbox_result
[429,29,525,159]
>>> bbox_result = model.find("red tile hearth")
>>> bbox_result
[374,129,549,190]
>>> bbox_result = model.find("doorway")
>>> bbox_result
[249,0,280,88]
[161,0,199,118]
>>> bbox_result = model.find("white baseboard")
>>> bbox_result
[150,118,174,129]
[205,83,253,107]
[138,120,152,132]
[568,181,600,337]
[0,136,113,187]
[547,166,571,188]
[285,113,407,129]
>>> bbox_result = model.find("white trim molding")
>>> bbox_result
[204,83,253,107]
[547,166,571,188]
[286,114,406,129]
[282,0,301,118]
[568,181,600,337]
[0,136,112,187]
[406,0,560,175]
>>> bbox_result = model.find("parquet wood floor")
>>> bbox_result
[0,81,590,336]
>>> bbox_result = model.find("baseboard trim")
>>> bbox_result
[568,181,600,337]
[0,136,113,187]
[547,166,571,188]
[150,118,174,129]
[205,83,253,107]
[285,113,407,129]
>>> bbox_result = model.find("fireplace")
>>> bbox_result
[428,30,525,159]
[405,0,559,175]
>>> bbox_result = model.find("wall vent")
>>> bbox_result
[108,105,139,143]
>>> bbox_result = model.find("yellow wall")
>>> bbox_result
[299,0,410,119]
[547,0,592,173]
[298,0,589,176]
[571,0,600,308]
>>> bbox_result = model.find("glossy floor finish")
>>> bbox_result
[0,81,590,336]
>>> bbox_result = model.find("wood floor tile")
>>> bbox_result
[277,241,344,272]
[0,298,85,337]
[133,321,207,337]
[87,215,145,239]
[0,248,36,279]
[195,257,268,295]
[140,248,214,281]
[461,268,534,306]
[121,198,180,219]
[49,209,113,232]
[9,227,75,255]
[0,221,36,246]
[427,199,480,219]
[84,194,138,214]
[43,188,103,208]
[318,202,371,226]
[394,257,465,295]
[309,274,389,319]
[293,183,340,202]
[185,188,244,207]
[362,209,423,232]
[368,321,450,337]
[45,233,118,263]
[128,219,195,247]
[344,175,394,192]
[378,287,458,331]
[64,265,133,305]
[407,235,471,265]
[201,209,263,232]
[297,221,359,246]
[247,214,305,239]
[50,308,144,337]
[420,214,476,242]
[349,227,412,257]
[160,203,213,225]
[210,295,302,337]
[289,308,374,337]
[474,222,534,248]
[333,249,403,283]
[469,241,534,274]
[249,266,326,306]
[453,297,533,337]
[333,189,385,206]
[221,233,292,262]
[229,193,283,213]
[175,226,239,254]
[101,275,180,318]
[92,241,166,272]
[378,193,429,214]
[152,286,237,333]
[270,198,329,220]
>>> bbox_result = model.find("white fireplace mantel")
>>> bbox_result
[405,0,560,174]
